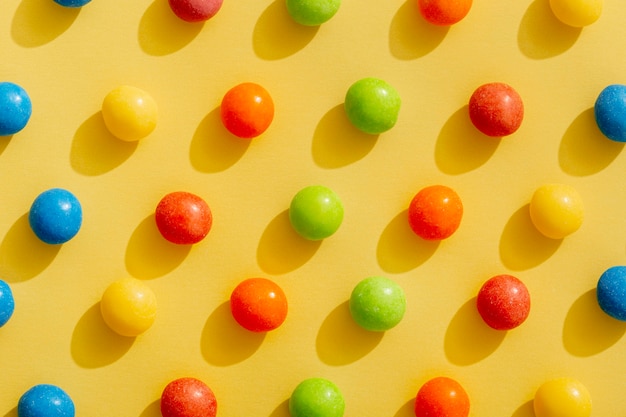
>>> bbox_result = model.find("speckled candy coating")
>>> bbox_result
[476,275,530,330]
[28,188,82,245]
[408,185,463,240]
[220,82,274,138]
[289,378,345,417]
[344,77,401,135]
[18,384,75,417]
[286,0,341,26]
[289,185,344,240]
[549,0,602,27]
[414,377,470,417]
[230,278,288,332]
[168,0,224,22]
[101,85,158,141]
[469,82,524,137]
[534,378,592,417]
[594,84,626,142]
[100,278,157,337]
[0,279,15,327]
[53,0,92,7]
[529,184,584,239]
[417,0,473,26]
[0,82,32,136]
[349,276,406,331]
[161,377,217,417]
[596,266,626,321]
[155,191,212,245]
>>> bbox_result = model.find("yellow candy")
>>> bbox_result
[100,278,157,337]
[534,378,592,417]
[549,0,602,27]
[529,184,584,239]
[101,85,157,141]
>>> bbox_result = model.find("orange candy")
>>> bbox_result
[417,0,473,25]
[414,377,470,417]
[408,185,463,240]
[220,82,274,139]
[230,278,288,332]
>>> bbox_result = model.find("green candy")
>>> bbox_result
[344,77,401,135]
[289,378,345,417]
[289,185,344,240]
[349,276,406,331]
[285,0,341,26]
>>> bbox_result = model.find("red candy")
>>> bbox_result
[469,82,524,137]
[220,82,274,139]
[230,278,288,332]
[161,377,217,417]
[155,191,212,245]
[476,274,531,330]
[167,0,224,22]
[408,185,463,240]
[414,376,470,417]
[417,0,473,26]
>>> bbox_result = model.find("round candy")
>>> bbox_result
[529,184,584,239]
[53,0,92,7]
[414,377,470,417]
[168,0,224,22]
[344,77,401,135]
[596,266,626,321]
[0,279,15,327]
[594,84,626,142]
[230,278,288,332]
[476,275,530,330]
[289,185,344,240]
[220,82,274,139]
[534,378,591,417]
[18,384,75,417]
[29,188,82,245]
[417,0,473,26]
[101,85,157,141]
[289,378,345,417]
[408,185,463,240]
[469,82,524,137]
[155,191,212,245]
[100,278,157,337]
[549,0,602,27]
[349,276,406,331]
[161,377,217,417]
[286,0,341,26]
[0,82,32,136]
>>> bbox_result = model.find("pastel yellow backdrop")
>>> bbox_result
[1,0,625,416]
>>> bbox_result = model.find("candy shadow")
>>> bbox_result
[0,213,60,282]
[0,136,13,156]
[125,214,192,279]
[517,0,581,59]
[435,105,501,175]
[138,0,204,56]
[257,210,321,275]
[562,289,626,357]
[511,400,534,417]
[189,107,251,173]
[11,0,80,47]
[268,399,290,417]
[558,108,624,176]
[252,0,319,60]
[388,0,448,60]
[393,398,415,417]
[138,399,161,417]
[2,407,17,417]
[316,301,384,366]
[499,204,562,271]
[311,104,379,169]
[70,112,138,176]
[444,298,506,366]
[70,302,134,368]
[377,210,439,274]
[200,301,266,366]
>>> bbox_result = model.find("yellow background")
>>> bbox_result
[1,0,626,415]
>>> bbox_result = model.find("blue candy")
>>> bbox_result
[29,188,82,245]
[0,280,15,327]
[0,82,32,136]
[594,84,626,142]
[53,0,92,7]
[597,266,626,321]
[18,384,75,417]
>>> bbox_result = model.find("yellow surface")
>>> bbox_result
[1,0,626,416]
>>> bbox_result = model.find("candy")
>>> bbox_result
[417,0,473,26]
[289,185,344,240]
[100,278,157,337]
[168,0,224,22]
[230,278,288,332]
[155,191,212,245]
[549,0,602,27]
[18,384,75,417]
[594,84,626,142]
[161,377,217,417]
[349,276,406,331]
[408,185,463,240]
[220,82,274,139]
[286,0,341,26]
[53,0,92,6]
[414,377,470,417]
[0,280,15,327]
[476,275,530,330]
[529,184,584,239]
[28,188,82,245]
[289,378,345,417]
[596,266,626,321]
[533,378,592,417]
[0,82,32,136]
[344,77,401,135]
[469,82,524,137]
[101,85,157,141]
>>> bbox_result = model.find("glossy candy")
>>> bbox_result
[414,377,470,417]
[529,184,584,239]
[168,0,224,22]
[594,84,626,142]
[549,0,602,27]
[344,77,401,135]
[161,377,217,417]
[349,276,406,331]
[534,378,592,417]
[29,188,82,245]
[476,275,530,330]
[289,185,344,240]
[0,82,32,136]
[286,0,341,25]
[289,378,345,417]
[596,266,626,321]
[0,280,15,327]
[18,384,75,417]
[230,278,288,332]
[155,191,212,245]
[53,0,92,7]
[221,82,274,138]
[408,185,463,240]
[100,278,157,337]
[469,82,524,137]
[417,0,472,25]
[101,85,157,141]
